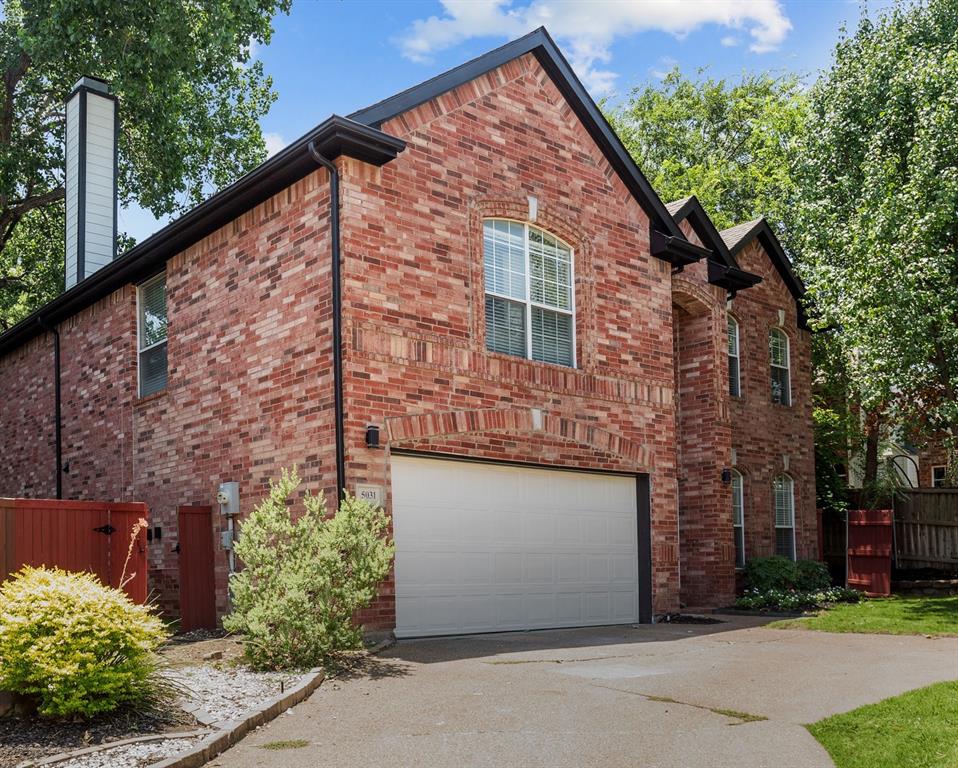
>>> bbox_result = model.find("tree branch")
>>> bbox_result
[8,186,64,217]
[0,50,31,146]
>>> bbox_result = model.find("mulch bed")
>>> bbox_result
[657,613,725,624]
[0,707,193,768]
[0,632,238,768]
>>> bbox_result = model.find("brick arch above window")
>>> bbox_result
[384,406,653,470]
[468,198,597,368]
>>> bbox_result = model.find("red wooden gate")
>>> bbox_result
[177,506,217,631]
[0,498,148,603]
[847,508,893,597]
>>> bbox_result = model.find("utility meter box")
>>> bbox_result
[216,481,240,515]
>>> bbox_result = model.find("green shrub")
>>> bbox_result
[735,587,863,612]
[794,559,831,591]
[225,468,395,671]
[745,556,831,591]
[745,556,798,591]
[0,566,169,717]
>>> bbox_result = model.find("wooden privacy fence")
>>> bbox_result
[847,508,893,596]
[0,498,148,603]
[894,489,958,570]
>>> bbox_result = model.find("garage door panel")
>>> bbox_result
[612,553,638,581]
[392,456,640,638]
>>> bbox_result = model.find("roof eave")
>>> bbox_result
[707,260,763,293]
[349,27,684,243]
[0,115,405,357]
[651,230,712,269]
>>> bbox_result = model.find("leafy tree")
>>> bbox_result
[0,0,290,330]
[796,0,958,474]
[605,68,807,236]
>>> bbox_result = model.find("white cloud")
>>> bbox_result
[398,0,792,94]
[721,35,740,47]
[263,132,286,158]
[650,55,679,80]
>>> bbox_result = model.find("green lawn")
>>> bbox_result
[771,595,958,637]
[808,681,958,768]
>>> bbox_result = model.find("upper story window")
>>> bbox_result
[137,273,168,397]
[932,465,947,488]
[773,474,796,560]
[769,328,791,406]
[483,219,575,367]
[728,315,740,398]
[731,468,745,568]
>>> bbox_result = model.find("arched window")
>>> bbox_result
[731,469,745,567]
[769,328,791,406]
[483,219,575,367]
[773,474,796,560]
[727,315,740,397]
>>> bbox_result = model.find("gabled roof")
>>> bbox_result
[349,27,684,241]
[719,218,804,298]
[719,217,809,328]
[720,219,763,251]
[666,195,761,294]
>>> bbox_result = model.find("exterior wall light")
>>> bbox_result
[721,468,732,485]
[365,425,381,448]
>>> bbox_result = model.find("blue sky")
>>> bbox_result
[119,0,892,241]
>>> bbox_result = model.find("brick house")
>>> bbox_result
[0,29,815,636]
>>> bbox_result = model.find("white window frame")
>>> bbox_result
[731,468,745,568]
[483,218,577,368]
[728,314,741,398]
[773,474,796,560]
[137,272,168,397]
[769,328,791,406]
[932,465,947,488]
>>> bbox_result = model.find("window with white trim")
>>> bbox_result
[774,474,796,559]
[728,315,740,398]
[731,468,745,568]
[483,219,575,367]
[932,465,947,488]
[137,273,168,397]
[769,328,791,406]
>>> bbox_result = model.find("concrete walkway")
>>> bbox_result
[213,617,958,768]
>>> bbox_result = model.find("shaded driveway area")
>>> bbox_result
[214,616,958,768]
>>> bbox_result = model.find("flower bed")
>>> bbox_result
[735,586,864,612]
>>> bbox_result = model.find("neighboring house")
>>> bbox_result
[917,435,951,488]
[0,29,815,636]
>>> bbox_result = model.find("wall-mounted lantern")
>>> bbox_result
[365,424,381,448]
[721,468,732,485]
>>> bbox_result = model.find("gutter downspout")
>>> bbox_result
[37,317,63,499]
[307,141,347,502]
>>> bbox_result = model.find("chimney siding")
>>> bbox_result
[64,79,117,290]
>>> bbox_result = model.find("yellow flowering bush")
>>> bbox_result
[0,566,169,717]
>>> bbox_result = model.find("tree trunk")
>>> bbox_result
[863,413,881,486]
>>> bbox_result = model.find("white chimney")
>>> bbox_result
[64,77,117,290]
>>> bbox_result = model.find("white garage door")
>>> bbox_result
[391,455,639,638]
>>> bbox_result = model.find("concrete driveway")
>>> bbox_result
[213,616,958,768]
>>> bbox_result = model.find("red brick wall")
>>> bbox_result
[0,288,137,503]
[0,172,336,618]
[669,225,735,608]
[337,53,682,622]
[918,436,950,487]
[0,334,58,496]
[729,240,817,562]
[672,285,735,607]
